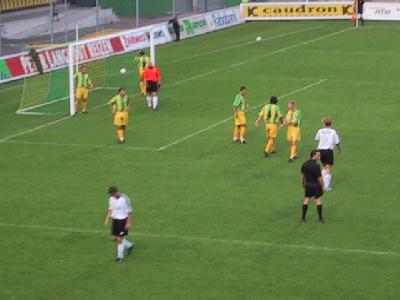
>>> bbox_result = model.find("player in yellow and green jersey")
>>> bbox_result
[135,50,150,96]
[255,96,284,157]
[109,88,130,144]
[233,86,248,144]
[282,100,302,162]
[75,65,93,115]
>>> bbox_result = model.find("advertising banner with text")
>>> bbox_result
[241,2,355,20]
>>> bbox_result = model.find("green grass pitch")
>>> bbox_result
[0,20,399,299]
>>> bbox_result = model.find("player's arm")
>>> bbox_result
[104,210,111,225]
[301,173,306,188]
[88,78,94,89]
[336,143,342,155]
[124,196,133,230]
[126,98,130,111]
[278,108,285,127]
[318,176,324,190]
[255,108,264,127]
[334,132,342,155]
[109,99,116,114]
[232,95,240,119]
[317,165,324,189]
[125,213,132,230]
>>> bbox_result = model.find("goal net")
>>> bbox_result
[17,26,157,116]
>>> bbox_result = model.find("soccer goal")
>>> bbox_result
[17,26,157,116]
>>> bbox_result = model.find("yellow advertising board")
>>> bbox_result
[241,2,355,20]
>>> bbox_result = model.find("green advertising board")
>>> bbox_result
[0,60,11,81]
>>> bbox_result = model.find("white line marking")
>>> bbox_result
[0,116,70,143]
[0,85,22,94]
[158,79,327,151]
[17,87,104,114]
[0,222,398,257]
[0,27,351,143]
[2,140,159,151]
[230,27,354,68]
[162,25,324,66]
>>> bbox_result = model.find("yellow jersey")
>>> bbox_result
[258,104,283,124]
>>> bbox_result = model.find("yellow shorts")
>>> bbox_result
[235,111,247,126]
[76,87,89,100]
[287,126,301,142]
[114,112,129,126]
[265,123,278,138]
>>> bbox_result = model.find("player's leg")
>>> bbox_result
[239,124,247,144]
[238,112,247,143]
[301,197,310,222]
[152,91,159,110]
[266,124,278,155]
[81,88,89,114]
[324,164,332,191]
[115,236,125,261]
[145,82,152,109]
[233,125,239,143]
[75,88,82,114]
[315,197,324,223]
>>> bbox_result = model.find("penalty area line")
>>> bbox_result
[0,222,398,258]
[158,79,327,151]
[2,140,159,152]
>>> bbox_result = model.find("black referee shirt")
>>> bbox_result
[301,160,322,185]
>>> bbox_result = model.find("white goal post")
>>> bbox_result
[68,25,158,116]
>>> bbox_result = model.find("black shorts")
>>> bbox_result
[305,184,323,198]
[112,218,128,237]
[146,81,159,93]
[319,149,334,165]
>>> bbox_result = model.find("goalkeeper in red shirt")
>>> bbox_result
[143,62,161,110]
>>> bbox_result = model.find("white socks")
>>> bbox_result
[321,169,332,190]
[146,96,152,108]
[146,96,159,109]
[152,96,158,109]
[117,242,124,259]
[123,238,133,249]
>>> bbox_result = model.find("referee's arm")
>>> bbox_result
[318,176,324,190]
[301,173,306,188]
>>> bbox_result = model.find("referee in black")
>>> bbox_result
[300,150,324,223]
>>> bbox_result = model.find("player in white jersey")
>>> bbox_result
[104,186,135,262]
[315,117,342,191]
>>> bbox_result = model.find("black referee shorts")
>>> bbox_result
[146,81,159,93]
[319,149,334,165]
[305,184,323,198]
[112,218,128,237]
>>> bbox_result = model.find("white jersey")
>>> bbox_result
[108,194,133,220]
[315,127,340,150]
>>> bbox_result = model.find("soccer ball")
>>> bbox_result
[256,36,262,42]
[120,68,127,75]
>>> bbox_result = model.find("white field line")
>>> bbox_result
[3,140,159,151]
[158,79,327,151]
[0,27,351,144]
[0,116,70,143]
[162,25,324,66]
[17,87,104,114]
[0,222,398,258]
[230,26,354,68]
[0,85,22,93]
